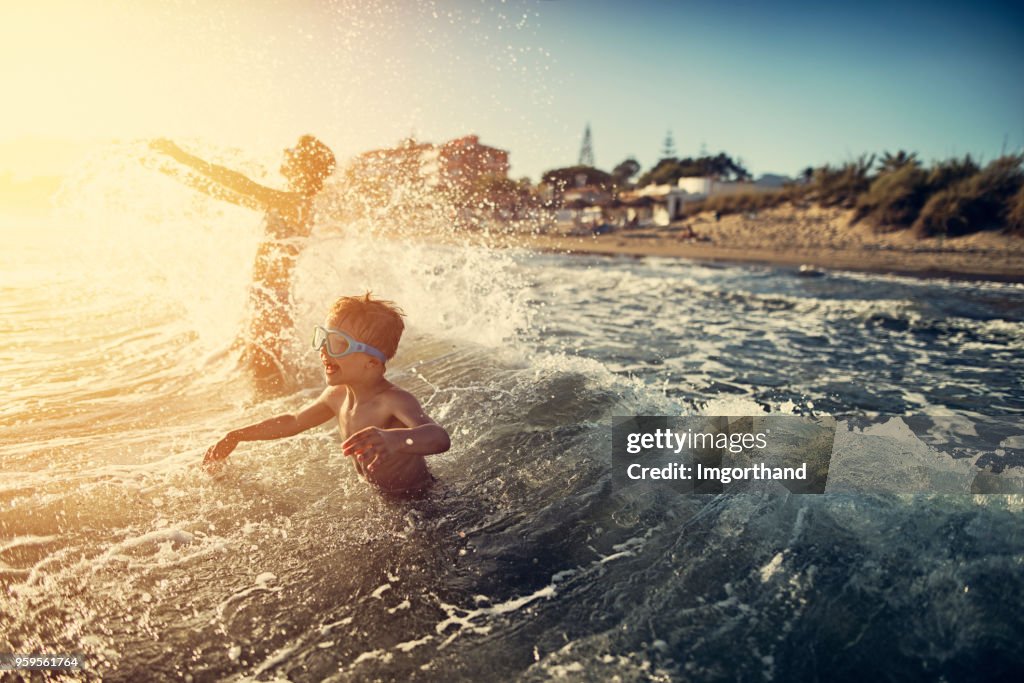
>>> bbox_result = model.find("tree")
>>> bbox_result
[878,150,920,175]
[540,165,613,192]
[638,158,683,187]
[611,158,641,188]
[706,152,751,181]
[662,130,677,159]
[636,152,750,187]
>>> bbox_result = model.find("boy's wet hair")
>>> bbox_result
[296,135,336,193]
[328,293,405,361]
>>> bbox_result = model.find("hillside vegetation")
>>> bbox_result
[682,152,1024,238]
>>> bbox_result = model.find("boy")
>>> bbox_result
[150,135,335,394]
[203,294,451,493]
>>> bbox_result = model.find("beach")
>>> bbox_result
[511,205,1024,282]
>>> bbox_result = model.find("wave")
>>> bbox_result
[2,144,1024,680]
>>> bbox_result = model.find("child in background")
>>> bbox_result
[150,135,335,394]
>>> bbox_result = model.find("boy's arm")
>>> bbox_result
[151,139,293,211]
[162,166,267,212]
[340,391,451,468]
[204,390,335,465]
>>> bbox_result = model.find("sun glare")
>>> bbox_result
[2,1,415,174]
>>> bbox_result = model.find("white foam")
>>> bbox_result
[759,552,784,582]
[394,635,433,652]
[701,396,770,416]
[216,572,282,622]
[94,528,195,568]
[387,599,411,614]
[0,535,60,555]
[318,616,353,635]
[249,641,301,678]
[351,648,393,665]
[435,583,558,647]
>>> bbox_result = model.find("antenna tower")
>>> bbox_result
[578,124,595,167]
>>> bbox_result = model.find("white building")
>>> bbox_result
[677,177,712,196]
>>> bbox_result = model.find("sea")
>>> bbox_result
[2,150,1024,682]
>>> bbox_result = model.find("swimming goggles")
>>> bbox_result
[312,326,388,363]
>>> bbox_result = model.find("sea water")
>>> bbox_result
[2,150,1023,681]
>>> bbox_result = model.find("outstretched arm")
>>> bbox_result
[204,390,335,465]
[151,139,292,211]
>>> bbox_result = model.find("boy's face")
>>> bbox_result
[319,315,379,386]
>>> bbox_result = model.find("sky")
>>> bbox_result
[2,0,1022,181]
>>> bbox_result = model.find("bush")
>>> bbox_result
[976,154,1024,201]
[912,188,974,237]
[780,182,810,204]
[926,155,980,194]
[684,189,786,217]
[1007,185,1024,235]
[854,164,930,230]
[807,155,875,208]
[912,155,1024,237]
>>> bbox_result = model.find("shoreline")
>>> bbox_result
[520,234,1024,283]
[493,206,1024,283]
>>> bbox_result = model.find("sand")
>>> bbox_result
[499,205,1024,282]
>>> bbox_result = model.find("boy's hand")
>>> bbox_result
[342,427,403,473]
[203,434,238,468]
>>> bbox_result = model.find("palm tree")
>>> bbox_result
[878,150,920,174]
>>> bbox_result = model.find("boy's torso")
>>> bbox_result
[253,203,310,292]
[325,385,432,493]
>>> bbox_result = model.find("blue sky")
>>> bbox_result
[3,0,1022,181]
[513,0,1024,177]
